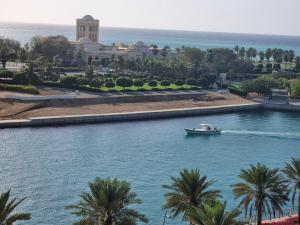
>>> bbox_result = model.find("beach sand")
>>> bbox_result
[0,93,254,120]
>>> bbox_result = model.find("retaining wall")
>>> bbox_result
[4,92,207,105]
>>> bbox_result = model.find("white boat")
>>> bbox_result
[185,124,222,135]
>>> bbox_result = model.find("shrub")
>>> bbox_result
[0,70,14,79]
[148,80,158,87]
[241,75,278,95]
[60,76,78,87]
[76,77,89,85]
[12,72,29,85]
[0,83,39,94]
[116,77,133,89]
[133,79,144,87]
[290,79,300,98]
[185,78,198,86]
[105,81,115,88]
[228,85,247,97]
[174,79,184,86]
[90,79,103,88]
[160,80,171,87]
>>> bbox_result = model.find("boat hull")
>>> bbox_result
[184,129,221,135]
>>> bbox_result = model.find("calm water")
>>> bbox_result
[0,110,300,225]
[1,22,300,55]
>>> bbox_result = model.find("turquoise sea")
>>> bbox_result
[1,22,300,55]
[0,110,300,225]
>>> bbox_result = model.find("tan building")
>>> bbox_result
[73,15,175,64]
[76,15,99,43]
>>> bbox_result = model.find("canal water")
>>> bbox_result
[0,110,299,225]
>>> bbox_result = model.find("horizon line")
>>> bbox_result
[1,20,300,39]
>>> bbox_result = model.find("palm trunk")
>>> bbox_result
[257,201,263,225]
[1,60,6,70]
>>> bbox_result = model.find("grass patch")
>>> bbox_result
[0,84,40,95]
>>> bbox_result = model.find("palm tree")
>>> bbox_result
[65,177,148,225]
[258,51,265,62]
[187,201,241,225]
[0,190,31,225]
[232,164,289,225]
[162,169,221,221]
[24,62,35,84]
[234,45,239,55]
[239,47,245,60]
[282,158,300,224]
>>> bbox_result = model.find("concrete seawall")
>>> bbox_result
[264,103,300,112]
[0,103,262,128]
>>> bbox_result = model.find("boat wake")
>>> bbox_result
[222,130,300,140]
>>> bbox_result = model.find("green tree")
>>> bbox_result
[148,80,158,87]
[239,47,246,60]
[290,80,300,97]
[162,169,221,220]
[85,65,94,81]
[24,62,38,85]
[53,54,63,67]
[234,45,239,55]
[0,38,20,69]
[283,50,289,69]
[0,190,31,225]
[116,77,133,89]
[187,201,241,225]
[66,177,148,225]
[30,35,73,63]
[282,158,300,224]
[160,80,171,87]
[288,50,295,64]
[295,56,300,70]
[258,51,265,62]
[265,48,272,62]
[105,81,115,89]
[185,78,198,86]
[133,79,144,87]
[150,44,159,55]
[232,164,289,225]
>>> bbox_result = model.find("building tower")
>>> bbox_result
[76,15,100,43]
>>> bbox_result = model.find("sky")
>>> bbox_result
[1,0,300,36]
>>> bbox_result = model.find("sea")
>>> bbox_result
[1,22,300,55]
[0,110,300,225]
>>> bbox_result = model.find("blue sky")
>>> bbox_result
[1,0,299,35]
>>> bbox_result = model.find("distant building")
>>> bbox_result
[72,15,175,64]
[76,15,99,43]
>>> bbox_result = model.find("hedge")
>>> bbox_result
[0,70,14,78]
[0,84,39,95]
[228,86,247,97]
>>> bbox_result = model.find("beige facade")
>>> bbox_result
[73,15,175,63]
[76,15,99,43]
